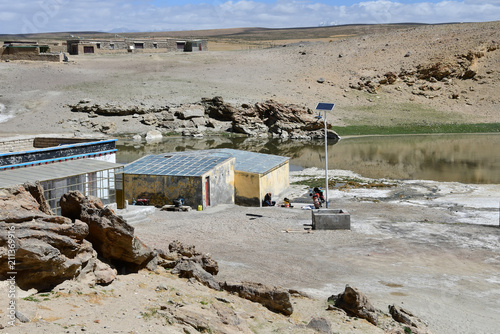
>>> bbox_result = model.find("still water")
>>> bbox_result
[116,133,500,184]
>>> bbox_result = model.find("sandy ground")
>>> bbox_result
[130,168,500,334]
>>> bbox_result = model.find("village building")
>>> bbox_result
[0,136,123,214]
[124,151,236,209]
[123,149,289,209]
[1,41,63,62]
[66,38,208,55]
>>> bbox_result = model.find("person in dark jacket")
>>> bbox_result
[263,192,276,206]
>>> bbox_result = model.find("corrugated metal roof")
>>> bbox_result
[0,159,123,189]
[124,153,233,177]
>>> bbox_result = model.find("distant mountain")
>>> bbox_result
[107,27,140,33]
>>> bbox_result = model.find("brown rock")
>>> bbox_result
[222,281,293,316]
[171,259,220,290]
[328,285,378,325]
[60,191,155,272]
[0,186,99,290]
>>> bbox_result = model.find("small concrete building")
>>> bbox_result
[124,152,235,209]
[1,41,62,62]
[123,149,290,208]
[0,136,124,214]
[67,38,208,55]
[217,149,290,206]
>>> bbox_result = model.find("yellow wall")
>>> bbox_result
[234,161,290,206]
[234,171,261,206]
[124,174,202,207]
[259,162,290,203]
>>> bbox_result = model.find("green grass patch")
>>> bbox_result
[23,296,41,302]
[292,176,396,190]
[335,123,500,136]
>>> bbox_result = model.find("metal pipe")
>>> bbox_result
[324,111,329,208]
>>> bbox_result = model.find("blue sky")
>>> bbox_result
[0,0,499,35]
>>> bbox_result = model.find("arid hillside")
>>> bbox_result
[0,21,499,136]
[0,22,500,138]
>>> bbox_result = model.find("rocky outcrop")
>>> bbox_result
[328,285,433,333]
[59,191,155,272]
[389,304,431,334]
[171,259,220,290]
[221,281,293,316]
[328,285,378,325]
[0,185,113,290]
[351,42,499,95]
[69,96,340,140]
[69,101,170,116]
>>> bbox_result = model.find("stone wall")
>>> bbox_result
[0,46,62,62]
[0,138,34,153]
[67,39,180,55]
[33,137,96,148]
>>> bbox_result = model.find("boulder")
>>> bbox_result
[59,191,155,272]
[145,129,162,142]
[222,281,293,316]
[176,105,205,120]
[389,304,431,333]
[328,285,378,325]
[99,121,116,134]
[22,181,53,215]
[141,114,158,126]
[306,317,332,334]
[171,259,220,290]
[166,240,219,275]
[0,185,104,291]
[201,96,236,121]
[69,102,169,116]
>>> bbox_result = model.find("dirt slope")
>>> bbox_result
[0,21,499,137]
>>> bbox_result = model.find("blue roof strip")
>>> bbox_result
[0,149,118,170]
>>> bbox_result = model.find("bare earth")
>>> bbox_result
[1,22,500,334]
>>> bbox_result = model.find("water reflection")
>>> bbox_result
[116,133,500,184]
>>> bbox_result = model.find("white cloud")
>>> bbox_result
[0,0,498,34]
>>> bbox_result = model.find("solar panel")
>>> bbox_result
[315,102,335,111]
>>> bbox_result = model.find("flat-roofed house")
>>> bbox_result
[123,149,289,208]
[124,152,235,209]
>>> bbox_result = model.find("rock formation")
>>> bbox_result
[69,96,340,140]
[329,285,433,333]
[351,42,499,96]
[328,284,379,325]
[0,184,114,290]
[221,281,293,316]
[59,191,155,272]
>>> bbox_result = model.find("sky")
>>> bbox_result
[0,0,499,35]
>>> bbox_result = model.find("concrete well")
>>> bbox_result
[311,209,351,230]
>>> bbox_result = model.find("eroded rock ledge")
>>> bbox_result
[68,96,340,140]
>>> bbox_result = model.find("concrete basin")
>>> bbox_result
[311,209,350,230]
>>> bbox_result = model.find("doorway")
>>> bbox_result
[205,177,210,207]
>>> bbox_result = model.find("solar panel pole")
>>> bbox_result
[315,103,335,209]
[324,111,329,209]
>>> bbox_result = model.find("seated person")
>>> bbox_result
[263,192,276,206]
